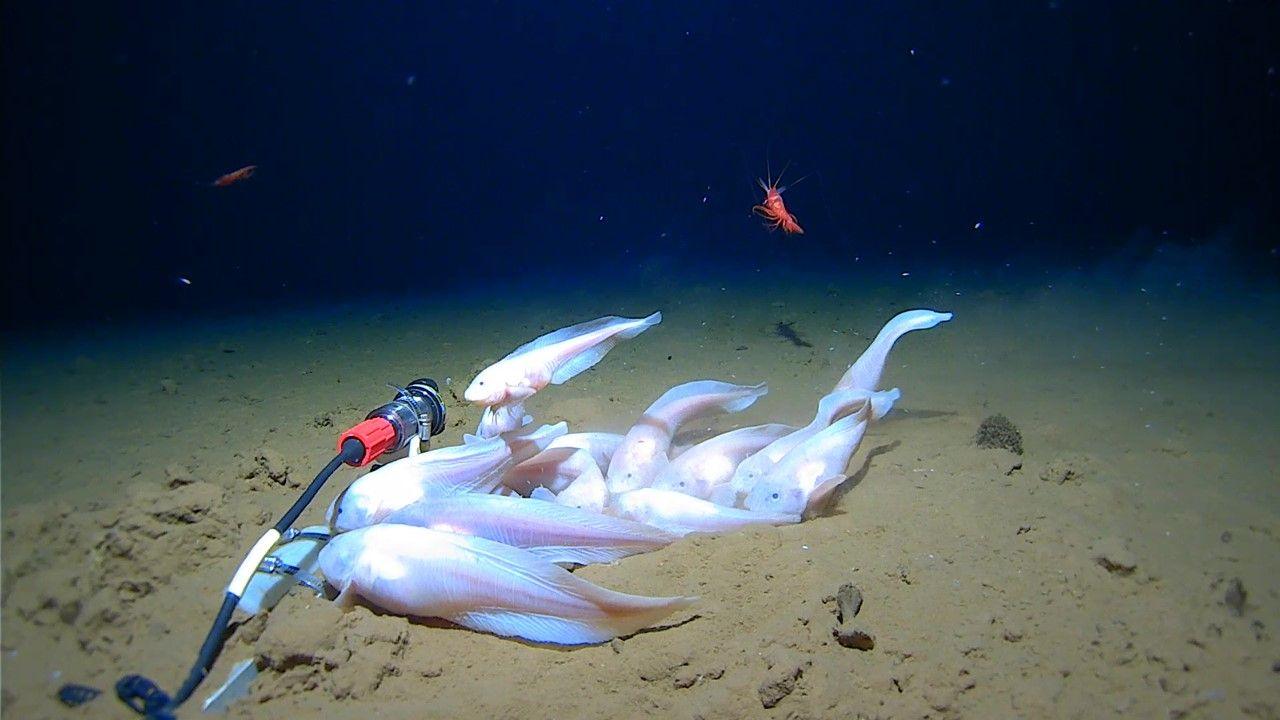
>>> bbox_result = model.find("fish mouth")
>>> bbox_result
[462,387,493,404]
[470,390,507,406]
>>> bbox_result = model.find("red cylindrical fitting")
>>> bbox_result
[338,417,397,466]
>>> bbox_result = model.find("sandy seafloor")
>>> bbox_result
[2,266,1278,719]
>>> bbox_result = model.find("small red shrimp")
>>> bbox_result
[751,163,804,235]
[212,165,257,187]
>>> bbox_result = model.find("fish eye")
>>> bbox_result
[771,492,779,500]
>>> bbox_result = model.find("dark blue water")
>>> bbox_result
[3,2,1276,331]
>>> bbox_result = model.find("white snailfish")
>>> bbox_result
[651,423,795,499]
[465,313,662,437]
[319,524,695,645]
[380,492,677,565]
[552,461,611,513]
[744,389,900,516]
[609,487,800,536]
[607,380,768,494]
[835,309,952,392]
[724,388,875,506]
[501,432,623,496]
[327,436,512,532]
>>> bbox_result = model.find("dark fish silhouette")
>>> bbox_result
[774,321,812,347]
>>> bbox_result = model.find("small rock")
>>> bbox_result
[1092,537,1137,576]
[835,583,863,624]
[1002,624,1025,643]
[1220,530,1232,543]
[610,638,623,654]
[159,378,178,394]
[1224,578,1246,617]
[758,667,802,708]
[833,626,876,651]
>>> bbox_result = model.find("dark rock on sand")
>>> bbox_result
[827,582,875,651]
[833,626,876,650]
[1092,537,1137,576]
[1224,578,1247,617]
[976,414,1024,455]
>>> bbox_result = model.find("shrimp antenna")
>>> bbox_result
[780,172,811,193]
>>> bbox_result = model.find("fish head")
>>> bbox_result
[317,529,365,591]
[329,484,380,533]
[730,455,766,492]
[743,477,807,516]
[328,469,424,532]
[464,366,508,404]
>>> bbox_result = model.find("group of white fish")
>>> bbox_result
[319,308,952,645]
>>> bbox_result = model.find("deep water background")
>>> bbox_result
[2,2,1277,331]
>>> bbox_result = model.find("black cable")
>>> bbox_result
[274,439,364,534]
[113,437,366,718]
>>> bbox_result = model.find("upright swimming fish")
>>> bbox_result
[466,313,662,437]
[606,380,768,494]
[319,524,695,645]
[651,423,795,499]
[744,389,900,516]
[835,309,952,392]
[609,488,800,536]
